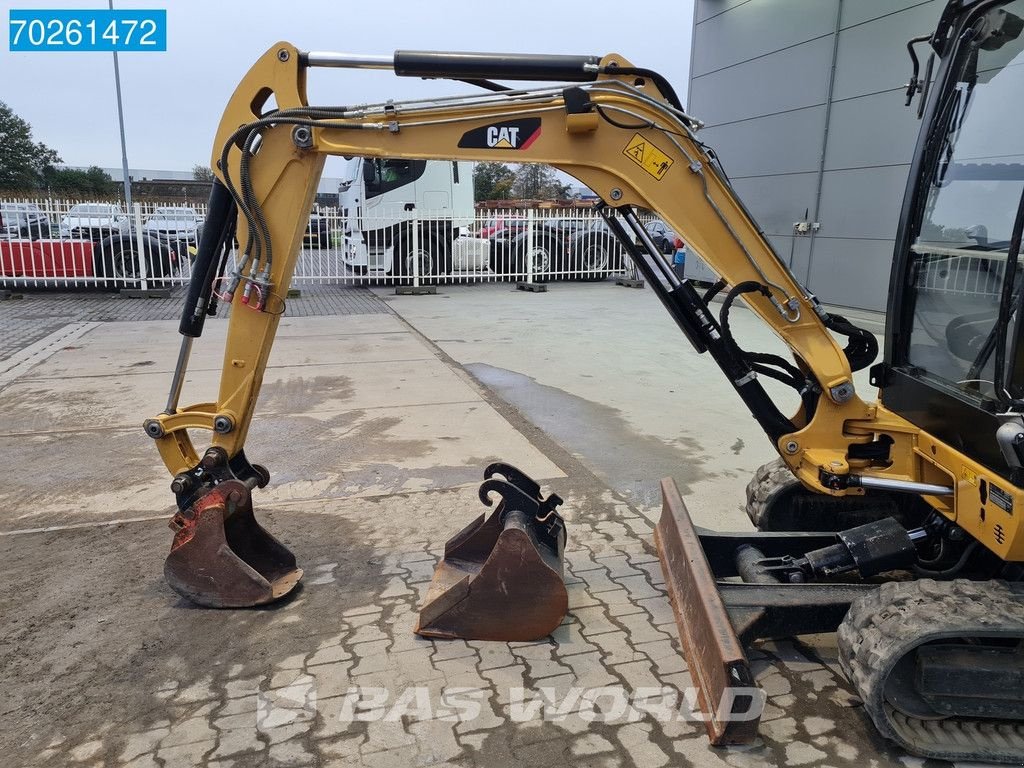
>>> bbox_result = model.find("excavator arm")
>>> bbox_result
[145,42,965,513]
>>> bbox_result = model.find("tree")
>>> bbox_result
[0,101,60,190]
[472,162,515,202]
[43,165,116,196]
[192,164,215,182]
[512,164,571,200]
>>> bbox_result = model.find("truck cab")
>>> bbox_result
[339,157,475,276]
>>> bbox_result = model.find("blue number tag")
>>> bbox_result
[9,9,167,52]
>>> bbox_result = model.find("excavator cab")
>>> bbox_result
[884,0,1024,479]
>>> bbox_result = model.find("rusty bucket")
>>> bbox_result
[164,479,303,608]
[415,463,569,641]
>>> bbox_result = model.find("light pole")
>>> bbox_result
[109,0,133,209]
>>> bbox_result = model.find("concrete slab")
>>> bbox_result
[18,330,433,379]
[0,313,561,529]
[3,353,484,432]
[378,283,882,529]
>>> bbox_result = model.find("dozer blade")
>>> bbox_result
[164,479,303,608]
[654,477,760,745]
[415,470,568,641]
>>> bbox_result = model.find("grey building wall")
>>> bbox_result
[688,0,941,311]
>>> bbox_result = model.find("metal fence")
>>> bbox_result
[0,197,671,291]
[912,245,1006,298]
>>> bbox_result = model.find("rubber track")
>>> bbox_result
[838,579,1024,762]
[744,458,798,528]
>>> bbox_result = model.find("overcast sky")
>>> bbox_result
[1,0,695,178]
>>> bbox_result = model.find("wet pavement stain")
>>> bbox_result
[465,363,707,509]
[257,375,355,413]
[247,411,494,498]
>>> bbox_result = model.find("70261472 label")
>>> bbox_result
[9,9,167,52]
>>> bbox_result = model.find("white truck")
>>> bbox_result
[338,157,487,279]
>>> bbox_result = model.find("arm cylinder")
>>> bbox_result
[394,50,601,82]
[179,180,235,338]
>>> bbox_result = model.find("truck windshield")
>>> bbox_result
[904,0,1024,403]
[364,158,427,199]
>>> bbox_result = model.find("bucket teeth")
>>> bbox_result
[416,464,569,641]
[164,479,303,608]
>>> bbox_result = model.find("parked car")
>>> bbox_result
[489,218,595,280]
[58,203,131,242]
[477,216,527,240]
[144,206,202,253]
[40,202,177,286]
[642,218,682,255]
[304,213,332,248]
[0,203,52,240]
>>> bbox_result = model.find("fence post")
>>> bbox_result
[526,208,535,285]
[395,210,435,295]
[133,201,150,293]
[411,212,420,289]
[516,207,546,292]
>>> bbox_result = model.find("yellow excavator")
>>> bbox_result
[144,0,1024,761]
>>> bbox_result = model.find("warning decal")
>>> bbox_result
[961,466,977,486]
[623,133,674,180]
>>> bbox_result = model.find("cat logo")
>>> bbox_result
[459,118,542,151]
[487,126,520,148]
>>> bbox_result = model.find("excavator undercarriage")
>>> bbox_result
[144,0,1024,761]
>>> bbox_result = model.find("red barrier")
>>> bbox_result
[0,239,94,278]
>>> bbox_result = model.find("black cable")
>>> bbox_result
[702,278,727,304]
[719,281,821,419]
[218,107,369,276]
[913,540,979,577]
[594,103,653,131]
[720,283,807,390]
[823,313,879,372]
[697,142,732,185]
[600,65,684,111]
[458,78,511,92]
[915,537,947,567]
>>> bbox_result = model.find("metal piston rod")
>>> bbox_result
[164,336,194,414]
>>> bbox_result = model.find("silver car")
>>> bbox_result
[1,202,52,240]
[58,203,131,241]
[144,206,202,247]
